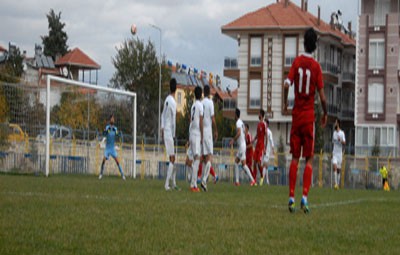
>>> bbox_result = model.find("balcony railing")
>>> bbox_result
[320,62,339,75]
[327,103,339,115]
[341,108,354,119]
[224,57,238,69]
[223,99,237,110]
[342,72,355,82]
[368,14,386,27]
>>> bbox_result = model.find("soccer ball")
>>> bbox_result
[131,24,137,35]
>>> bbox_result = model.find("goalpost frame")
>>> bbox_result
[45,75,137,178]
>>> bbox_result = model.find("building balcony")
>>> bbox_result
[224,57,239,80]
[341,108,355,120]
[368,14,386,27]
[320,62,339,76]
[327,103,339,116]
[342,72,355,83]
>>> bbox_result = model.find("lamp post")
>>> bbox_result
[150,23,162,152]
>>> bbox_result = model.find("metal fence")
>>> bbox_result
[1,140,399,191]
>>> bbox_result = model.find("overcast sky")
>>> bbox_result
[0,0,358,88]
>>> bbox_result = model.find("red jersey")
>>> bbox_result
[287,53,323,124]
[256,121,267,149]
[245,133,253,158]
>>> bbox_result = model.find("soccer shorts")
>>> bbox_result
[202,132,213,155]
[104,147,118,160]
[164,135,175,156]
[190,134,201,158]
[236,145,246,161]
[290,121,315,158]
[332,154,342,167]
[187,147,194,161]
[262,153,270,165]
[253,145,264,162]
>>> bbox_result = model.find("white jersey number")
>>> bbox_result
[298,68,311,95]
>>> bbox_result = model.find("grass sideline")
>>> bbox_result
[0,174,399,255]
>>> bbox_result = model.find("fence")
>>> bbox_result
[1,139,399,191]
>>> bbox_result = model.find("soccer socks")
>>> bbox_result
[234,163,240,183]
[334,171,338,185]
[302,164,312,197]
[165,162,174,189]
[202,161,211,184]
[289,161,298,198]
[210,166,216,177]
[117,163,124,177]
[243,164,254,182]
[264,167,269,185]
[337,172,341,186]
[172,166,177,187]
[100,161,105,175]
[197,163,203,179]
[191,159,200,188]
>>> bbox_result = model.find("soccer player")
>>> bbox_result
[229,108,256,186]
[197,159,219,184]
[261,118,275,186]
[200,85,218,191]
[161,78,178,191]
[332,118,345,190]
[189,86,203,192]
[98,114,126,180]
[284,28,327,213]
[252,109,267,184]
[245,123,255,182]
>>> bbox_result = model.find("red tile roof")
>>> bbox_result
[55,48,101,69]
[222,1,355,46]
[0,45,7,52]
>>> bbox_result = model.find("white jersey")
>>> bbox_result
[190,100,204,137]
[236,119,245,148]
[266,128,274,155]
[202,97,214,135]
[161,95,176,138]
[332,129,345,155]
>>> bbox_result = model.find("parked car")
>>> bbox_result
[5,123,28,143]
[36,125,72,142]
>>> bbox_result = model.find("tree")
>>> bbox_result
[41,9,69,61]
[314,101,324,153]
[110,37,171,137]
[277,135,287,170]
[0,46,24,81]
[213,98,235,144]
[176,90,194,143]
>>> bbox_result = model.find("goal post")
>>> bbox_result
[45,75,137,178]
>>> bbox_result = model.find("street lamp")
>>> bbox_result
[149,23,162,152]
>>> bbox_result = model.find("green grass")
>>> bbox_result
[0,174,399,255]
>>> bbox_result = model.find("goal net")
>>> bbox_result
[43,76,137,177]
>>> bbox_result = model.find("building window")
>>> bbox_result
[369,40,385,69]
[357,126,396,147]
[337,50,342,72]
[249,79,261,108]
[177,92,181,105]
[284,37,296,66]
[250,37,262,67]
[374,0,390,26]
[368,83,384,113]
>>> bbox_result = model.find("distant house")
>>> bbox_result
[55,48,101,85]
[0,45,7,64]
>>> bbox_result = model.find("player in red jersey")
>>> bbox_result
[244,123,254,180]
[284,28,327,213]
[252,109,267,184]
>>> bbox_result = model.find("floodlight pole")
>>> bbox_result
[150,23,162,153]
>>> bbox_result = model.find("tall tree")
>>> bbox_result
[41,9,68,60]
[176,90,194,142]
[110,37,170,137]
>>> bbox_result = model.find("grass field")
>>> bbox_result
[0,174,399,255]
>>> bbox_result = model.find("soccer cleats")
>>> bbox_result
[288,198,296,213]
[250,180,257,186]
[200,181,208,192]
[300,198,310,214]
[98,174,103,180]
[259,177,264,186]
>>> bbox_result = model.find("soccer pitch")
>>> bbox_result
[0,175,399,255]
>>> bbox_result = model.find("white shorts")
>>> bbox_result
[202,132,213,155]
[332,154,342,167]
[262,154,270,165]
[187,147,194,161]
[236,145,246,161]
[190,134,201,158]
[164,135,174,156]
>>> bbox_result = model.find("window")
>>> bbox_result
[337,50,342,72]
[368,83,384,113]
[249,79,261,108]
[336,87,342,112]
[369,40,385,69]
[177,92,182,105]
[250,37,262,67]
[374,0,390,26]
[284,37,296,66]
[357,126,396,147]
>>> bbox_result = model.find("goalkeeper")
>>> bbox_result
[98,114,126,180]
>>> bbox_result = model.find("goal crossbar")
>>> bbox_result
[45,75,137,177]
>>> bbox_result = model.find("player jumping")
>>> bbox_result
[284,28,327,213]
[98,114,126,180]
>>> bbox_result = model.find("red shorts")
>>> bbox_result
[253,145,264,162]
[290,121,315,158]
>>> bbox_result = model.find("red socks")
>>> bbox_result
[289,161,298,198]
[198,164,216,178]
[210,166,215,177]
[302,164,312,197]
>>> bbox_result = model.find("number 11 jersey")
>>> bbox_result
[287,53,323,124]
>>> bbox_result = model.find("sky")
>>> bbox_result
[0,0,359,89]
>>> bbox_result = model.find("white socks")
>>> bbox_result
[202,161,211,183]
[165,162,174,189]
[235,163,240,183]
[243,164,254,182]
[191,159,200,188]
[334,171,338,185]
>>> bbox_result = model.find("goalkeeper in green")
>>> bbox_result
[98,114,126,180]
